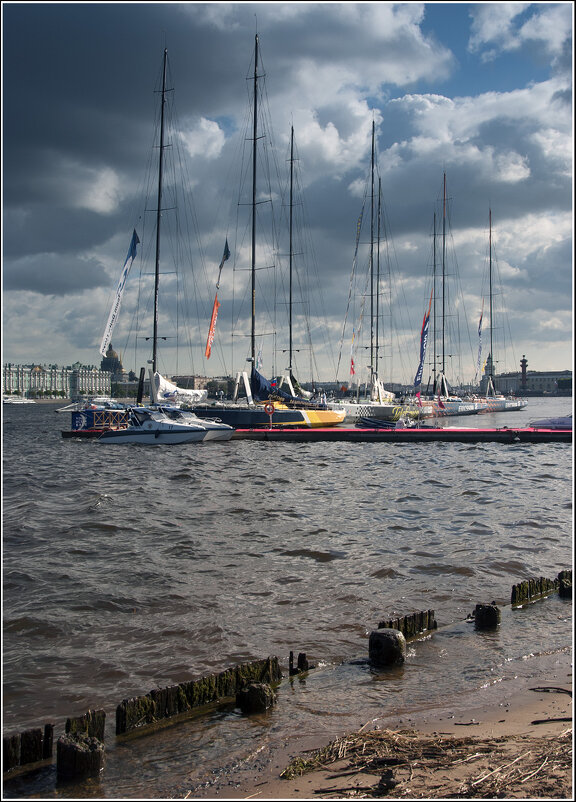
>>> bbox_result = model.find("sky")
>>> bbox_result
[2,2,573,387]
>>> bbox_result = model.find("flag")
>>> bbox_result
[204,240,231,359]
[474,302,484,381]
[414,289,433,388]
[215,238,230,289]
[204,295,220,358]
[350,357,355,376]
[100,229,140,357]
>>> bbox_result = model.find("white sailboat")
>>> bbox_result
[330,121,408,423]
[191,35,345,429]
[475,209,527,414]
[99,50,234,445]
[63,49,233,443]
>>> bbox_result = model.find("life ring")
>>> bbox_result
[264,402,275,416]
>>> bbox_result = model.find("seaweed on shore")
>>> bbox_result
[280,726,573,798]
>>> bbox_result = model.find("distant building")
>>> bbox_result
[3,363,111,399]
[100,344,124,380]
[485,355,572,396]
[171,375,211,391]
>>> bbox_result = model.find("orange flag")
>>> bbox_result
[205,240,230,359]
[205,294,220,359]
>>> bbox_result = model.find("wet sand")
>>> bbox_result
[184,656,572,800]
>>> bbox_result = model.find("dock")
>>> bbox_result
[231,427,571,444]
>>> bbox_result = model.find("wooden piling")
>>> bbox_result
[236,682,276,714]
[378,609,437,639]
[511,575,558,605]
[115,656,282,735]
[3,723,54,773]
[474,603,501,629]
[3,734,21,772]
[56,733,105,780]
[66,709,105,742]
[558,569,572,599]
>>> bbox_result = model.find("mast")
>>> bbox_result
[250,34,259,368]
[152,48,168,375]
[441,171,447,391]
[375,176,382,387]
[432,211,437,394]
[488,208,495,394]
[369,120,375,388]
[288,125,294,375]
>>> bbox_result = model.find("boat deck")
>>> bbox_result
[231,427,571,443]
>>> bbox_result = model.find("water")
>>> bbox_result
[2,398,572,798]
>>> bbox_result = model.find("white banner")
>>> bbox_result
[99,229,140,356]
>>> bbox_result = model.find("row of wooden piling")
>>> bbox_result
[511,569,572,605]
[3,569,571,781]
[116,656,281,734]
[2,657,282,778]
[378,609,437,637]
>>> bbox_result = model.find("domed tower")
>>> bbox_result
[100,344,123,379]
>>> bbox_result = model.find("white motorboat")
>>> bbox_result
[97,407,233,444]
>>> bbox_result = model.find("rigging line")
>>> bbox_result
[335,194,367,379]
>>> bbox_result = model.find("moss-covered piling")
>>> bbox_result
[377,609,437,639]
[116,656,281,735]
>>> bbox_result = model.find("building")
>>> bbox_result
[485,355,572,396]
[3,363,111,399]
[100,344,124,380]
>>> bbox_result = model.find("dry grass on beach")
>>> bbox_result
[279,725,573,798]
[185,673,573,800]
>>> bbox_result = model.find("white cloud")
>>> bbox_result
[469,2,573,65]
[179,117,226,161]
[76,166,123,214]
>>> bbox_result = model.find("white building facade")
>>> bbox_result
[3,364,111,399]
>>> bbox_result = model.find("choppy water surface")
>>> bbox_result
[2,398,572,798]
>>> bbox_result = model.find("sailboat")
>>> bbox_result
[191,36,345,429]
[63,50,234,443]
[329,121,408,423]
[475,209,527,414]
[407,192,526,419]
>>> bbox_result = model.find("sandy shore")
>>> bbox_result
[184,657,572,800]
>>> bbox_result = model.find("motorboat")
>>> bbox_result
[97,407,233,444]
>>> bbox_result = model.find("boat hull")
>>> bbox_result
[331,397,528,422]
[98,426,207,444]
[191,404,345,428]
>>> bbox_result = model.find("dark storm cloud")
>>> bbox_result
[2,2,572,378]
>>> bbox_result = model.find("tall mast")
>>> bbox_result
[250,34,259,368]
[375,176,382,384]
[369,121,375,385]
[288,125,294,374]
[489,208,495,393]
[441,171,447,385]
[152,48,168,374]
[432,211,437,393]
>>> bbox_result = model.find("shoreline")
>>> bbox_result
[184,654,572,800]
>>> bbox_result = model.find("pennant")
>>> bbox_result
[99,229,140,356]
[215,238,230,289]
[475,301,484,381]
[204,294,220,359]
[204,240,231,359]
[413,289,433,388]
[350,357,355,376]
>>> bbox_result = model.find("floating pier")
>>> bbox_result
[231,426,571,444]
